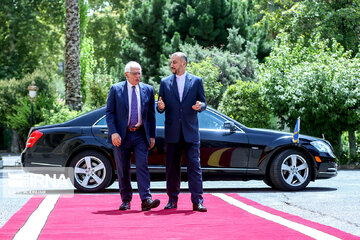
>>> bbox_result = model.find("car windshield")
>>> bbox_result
[198,110,225,129]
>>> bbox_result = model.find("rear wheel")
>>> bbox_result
[263,175,275,188]
[269,149,312,191]
[69,150,113,192]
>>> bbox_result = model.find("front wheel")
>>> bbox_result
[69,150,113,192]
[269,149,312,191]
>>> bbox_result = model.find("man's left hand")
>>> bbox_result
[192,101,202,111]
[149,137,155,150]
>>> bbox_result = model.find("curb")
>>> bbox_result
[0,154,21,167]
[338,165,360,170]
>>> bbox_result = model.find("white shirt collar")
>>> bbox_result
[127,80,139,89]
[176,72,187,81]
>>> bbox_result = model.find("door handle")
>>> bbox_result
[100,129,108,134]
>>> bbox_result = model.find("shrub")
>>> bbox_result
[0,69,57,124]
[39,98,82,126]
[218,80,271,128]
[84,71,114,108]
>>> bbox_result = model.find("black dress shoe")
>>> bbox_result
[164,202,177,209]
[193,203,207,212]
[119,201,131,210]
[141,198,160,211]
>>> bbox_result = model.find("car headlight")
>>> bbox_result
[310,141,336,158]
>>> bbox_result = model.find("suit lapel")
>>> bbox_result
[139,82,146,116]
[122,81,129,114]
[182,73,192,101]
[170,74,180,102]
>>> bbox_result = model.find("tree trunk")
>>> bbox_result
[65,0,82,111]
[348,130,357,163]
[10,130,21,153]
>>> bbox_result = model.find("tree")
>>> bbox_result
[259,33,360,156]
[86,5,126,73]
[166,0,271,61]
[179,42,257,84]
[65,0,82,110]
[0,0,65,79]
[127,0,168,82]
[0,70,58,151]
[255,0,360,56]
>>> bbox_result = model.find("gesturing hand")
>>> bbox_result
[158,96,165,110]
[111,133,122,147]
[192,101,202,111]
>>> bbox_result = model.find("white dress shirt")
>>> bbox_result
[176,72,186,101]
[127,81,142,126]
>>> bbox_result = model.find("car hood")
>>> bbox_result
[247,127,323,143]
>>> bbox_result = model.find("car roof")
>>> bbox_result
[62,106,106,126]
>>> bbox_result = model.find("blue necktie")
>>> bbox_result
[130,86,138,127]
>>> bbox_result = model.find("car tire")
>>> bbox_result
[263,175,275,188]
[69,150,113,193]
[107,173,117,188]
[269,149,311,191]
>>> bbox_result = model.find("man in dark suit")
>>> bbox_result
[106,61,160,211]
[157,52,207,212]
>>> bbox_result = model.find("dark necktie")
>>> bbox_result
[129,86,138,127]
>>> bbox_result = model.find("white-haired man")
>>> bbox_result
[106,61,160,211]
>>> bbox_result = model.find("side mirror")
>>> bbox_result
[223,121,236,132]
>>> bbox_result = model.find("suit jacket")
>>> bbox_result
[106,81,156,146]
[157,73,206,143]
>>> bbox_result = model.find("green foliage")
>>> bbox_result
[39,98,81,126]
[0,0,65,79]
[166,0,272,60]
[255,0,360,56]
[79,0,90,40]
[0,69,57,124]
[218,80,271,128]
[187,58,222,108]
[127,0,168,82]
[167,42,258,85]
[7,92,55,138]
[158,42,258,106]
[82,0,270,84]
[167,0,235,47]
[340,131,360,165]
[87,6,126,73]
[84,72,114,108]
[6,97,32,138]
[259,33,360,153]
[80,37,97,103]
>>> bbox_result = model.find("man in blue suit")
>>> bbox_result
[157,52,207,212]
[106,61,160,211]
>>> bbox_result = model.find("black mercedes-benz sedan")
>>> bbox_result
[21,106,337,192]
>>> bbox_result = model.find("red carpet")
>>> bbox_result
[1,193,359,240]
[0,197,45,240]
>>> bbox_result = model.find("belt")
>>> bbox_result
[127,125,143,132]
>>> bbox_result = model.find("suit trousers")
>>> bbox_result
[165,127,204,205]
[113,128,151,202]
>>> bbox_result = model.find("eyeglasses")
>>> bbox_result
[129,72,141,76]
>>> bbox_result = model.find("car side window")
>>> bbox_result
[156,111,165,127]
[95,116,107,126]
[96,110,226,129]
[198,110,226,129]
